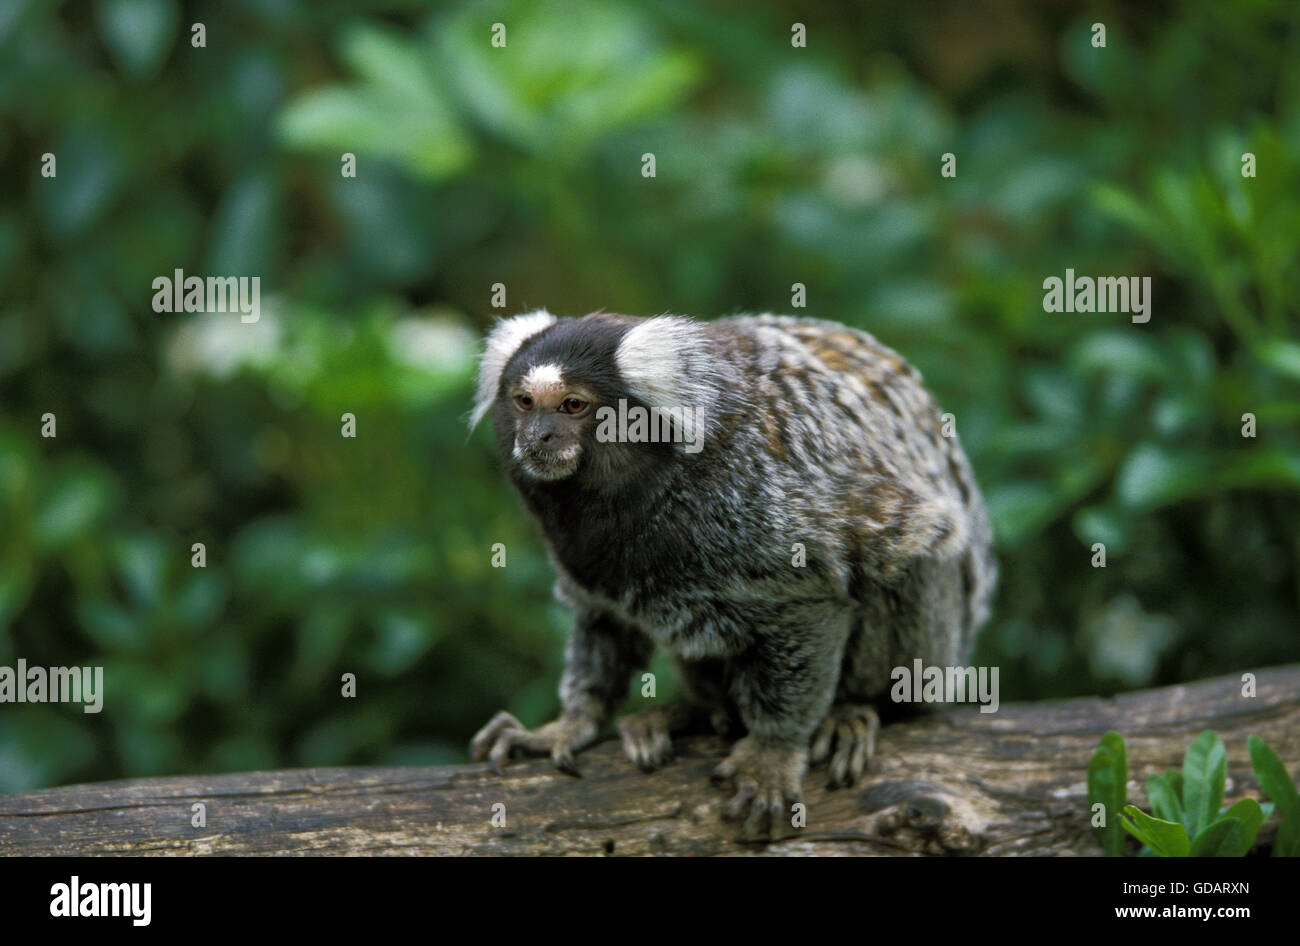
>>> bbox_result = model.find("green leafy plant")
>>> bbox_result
[1087,731,1128,856]
[1249,735,1300,857]
[1089,730,1297,856]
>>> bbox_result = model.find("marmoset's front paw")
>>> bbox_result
[711,736,807,838]
[470,710,597,777]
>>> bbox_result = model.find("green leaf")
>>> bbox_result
[1166,769,1184,801]
[436,0,703,156]
[986,482,1061,547]
[1093,183,1167,251]
[1117,814,1154,851]
[33,463,118,551]
[1248,735,1300,818]
[1219,449,1300,491]
[1115,444,1214,511]
[1072,506,1130,556]
[1254,340,1300,383]
[1275,816,1300,857]
[112,531,168,610]
[1121,805,1190,857]
[278,88,470,181]
[1072,331,1169,382]
[1088,731,1128,856]
[206,174,277,279]
[1147,772,1183,825]
[1190,817,1243,857]
[1182,730,1227,840]
[94,0,179,80]
[1250,736,1300,857]
[37,126,124,239]
[77,601,151,655]
[1212,798,1264,855]
[0,560,34,630]
[277,25,472,181]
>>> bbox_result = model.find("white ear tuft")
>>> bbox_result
[469,310,557,431]
[615,316,723,439]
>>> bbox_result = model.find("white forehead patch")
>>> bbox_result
[521,363,565,392]
[469,309,557,431]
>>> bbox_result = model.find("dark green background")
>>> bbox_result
[1,0,1297,793]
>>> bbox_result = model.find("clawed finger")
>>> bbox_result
[809,716,835,764]
[619,716,676,772]
[724,777,759,821]
[470,710,524,760]
[552,743,582,777]
[736,787,802,839]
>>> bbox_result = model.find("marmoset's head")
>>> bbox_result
[469,310,726,485]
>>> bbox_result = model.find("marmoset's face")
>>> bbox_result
[503,362,599,481]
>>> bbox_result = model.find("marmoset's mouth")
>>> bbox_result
[517,444,581,480]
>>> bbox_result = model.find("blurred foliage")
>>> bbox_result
[0,0,1297,793]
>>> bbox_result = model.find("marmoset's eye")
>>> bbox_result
[560,397,589,416]
[514,394,534,411]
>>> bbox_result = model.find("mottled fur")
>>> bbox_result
[469,311,997,834]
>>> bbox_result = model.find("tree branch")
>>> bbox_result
[2,665,1296,856]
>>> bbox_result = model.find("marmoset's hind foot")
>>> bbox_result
[618,701,729,772]
[711,736,807,839]
[810,702,881,788]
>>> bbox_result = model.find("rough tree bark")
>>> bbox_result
[1,665,1296,856]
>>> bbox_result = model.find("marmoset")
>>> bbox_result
[469,310,996,834]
